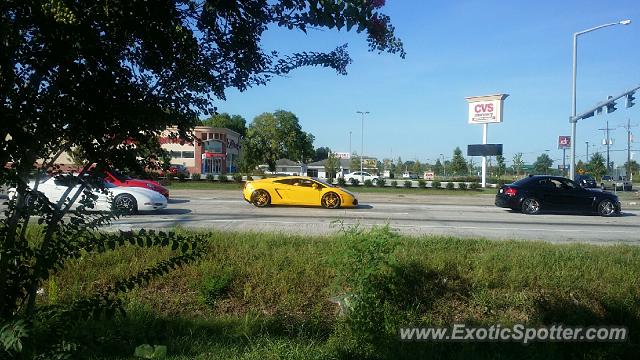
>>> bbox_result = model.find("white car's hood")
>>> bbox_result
[113,186,166,202]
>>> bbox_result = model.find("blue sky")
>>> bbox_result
[217,0,640,167]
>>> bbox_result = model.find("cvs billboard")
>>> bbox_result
[465,94,509,124]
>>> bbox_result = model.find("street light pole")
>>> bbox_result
[585,141,589,161]
[356,111,369,183]
[570,19,631,181]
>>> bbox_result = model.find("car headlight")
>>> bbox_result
[146,183,156,189]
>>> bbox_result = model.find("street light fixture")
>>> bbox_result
[356,111,369,183]
[570,19,631,180]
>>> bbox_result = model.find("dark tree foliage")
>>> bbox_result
[0,0,404,357]
[314,146,331,162]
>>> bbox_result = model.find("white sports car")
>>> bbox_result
[8,176,167,214]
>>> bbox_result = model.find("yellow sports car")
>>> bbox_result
[243,176,358,208]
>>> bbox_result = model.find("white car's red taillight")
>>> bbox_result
[504,187,518,197]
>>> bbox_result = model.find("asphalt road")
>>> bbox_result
[105,190,640,245]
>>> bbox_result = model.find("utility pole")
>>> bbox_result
[349,131,352,156]
[621,119,638,180]
[356,111,369,183]
[585,141,589,161]
[598,119,615,174]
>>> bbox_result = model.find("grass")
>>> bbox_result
[42,229,640,359]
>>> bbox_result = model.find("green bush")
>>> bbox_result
[458,182,468,190]
[431,180,441,189]
[247,175,253,181]
[206,173,215,181]
[418,179,426,188]
[403,180,412,188]
[219,174,230,182]
[191,173,201,181]
[446,182,454,190]
[377,178,386,187]
[350,178,360,186]
[199,272,234,307]
[233,174,243,183]
[469,182,480,190]
[337,177,347,187]
[364,179,373,187]
[177,172,187,182]
[391,180,398,187]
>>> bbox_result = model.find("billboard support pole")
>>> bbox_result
[482,124,488,188]
[563,148,566,176]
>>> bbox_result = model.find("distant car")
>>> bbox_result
[8,175,167,214]
[495,175,620,216]
[243,176,358,209]
[167,164,190,177]
[600,175,632,191]
[402,172,419,179]
[575,174,597,189]
[100,169,169,199]
[343,171,379,185]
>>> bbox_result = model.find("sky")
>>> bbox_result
[215,0,640,167]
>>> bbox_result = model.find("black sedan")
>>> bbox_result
[495,175,621,216]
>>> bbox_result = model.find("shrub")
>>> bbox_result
[364,179,373,187]
[404,180,412,188]
[391,180,398,187]
[200,272,234,307]
[337,177,347,187]
[446,182,454,190]
[431,180,441,189]
[247,175,253,181]
[233,174,243,183]
[219,174,229,182]
[377,178,386,187]
[191,173,201,181]
[350,178,360,186]
[418,179,426,188]
[177,172,187,182]
[458,182,468,190]
[469,182,480,190]
[206,173,215,181]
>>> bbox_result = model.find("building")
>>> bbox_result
[259,159,306,176]
[306,158,351,178]
[160,126,242,174]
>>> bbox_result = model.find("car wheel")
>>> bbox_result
[113,194,138,214]
[372,178,378,186]
[600,184,605,190]
[521,197,541,215]
[251,189,271,208]
[349,178,357,185]
[321,192,341,209]
[597,199,617,217]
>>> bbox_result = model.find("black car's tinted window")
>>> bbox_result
[511,177,535,186]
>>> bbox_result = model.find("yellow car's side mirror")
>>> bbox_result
[312,183,318,190]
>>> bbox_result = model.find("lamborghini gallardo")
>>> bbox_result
[243,176,358,209]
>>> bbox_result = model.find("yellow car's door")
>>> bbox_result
[288,178,322,205]
[271,179,297,204]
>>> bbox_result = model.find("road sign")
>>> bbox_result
[467,144,503,156]
[558,136,571,149]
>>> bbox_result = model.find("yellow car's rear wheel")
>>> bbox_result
[321,192,341,209]
[251,189,271,207]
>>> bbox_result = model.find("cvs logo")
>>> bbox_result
[474,103,494,113]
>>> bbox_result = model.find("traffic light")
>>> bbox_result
[606,101,617,113]
[626,92,636,108]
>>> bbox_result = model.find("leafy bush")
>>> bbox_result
[219,175,230,182]
[350,178,360,186]
[364,179,373,187]
[377,178,386,187]
[469,182,480,190]
[330,226,399,356]
[446,182,454,190]
[206,173,215,182]
[247,175,253,181]
[337,177,347,187]
[177,172,187,182]
[431,180,441,189]
[391,180,398,187]
[191,173,201,181]
[403,180,412,188]
[233,174,243,183]
[418,180,426,188]
[458,182,468,190]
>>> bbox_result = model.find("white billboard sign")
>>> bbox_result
[333,152,351,159]
[465,94,509,124]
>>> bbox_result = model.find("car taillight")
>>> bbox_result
[504,187,518,197]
